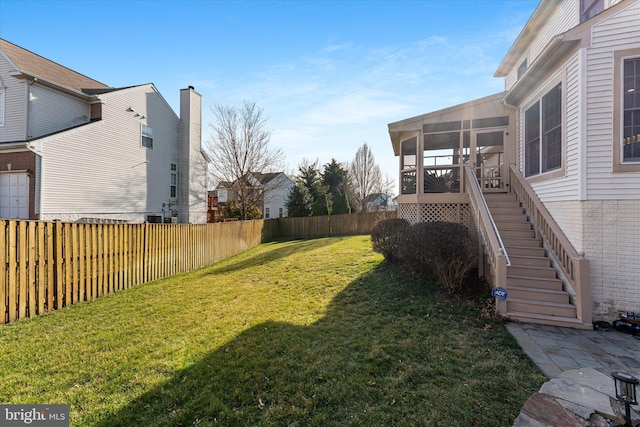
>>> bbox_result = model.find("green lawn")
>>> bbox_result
[0,236,544,426]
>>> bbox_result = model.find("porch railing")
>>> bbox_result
[508,165,592,325]
[464,166,509,314]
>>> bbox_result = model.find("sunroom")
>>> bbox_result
[389,92,516,225]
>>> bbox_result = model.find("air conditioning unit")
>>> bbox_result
[146,214,162,223]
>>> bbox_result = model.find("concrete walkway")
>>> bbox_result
[507,322,640,426]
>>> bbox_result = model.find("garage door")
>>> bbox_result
[0,172,29,219]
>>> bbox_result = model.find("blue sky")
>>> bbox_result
[0,0,539,191]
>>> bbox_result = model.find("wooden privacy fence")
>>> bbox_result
[267,211,397,239]
[1,211,395,324]
[0,220,264,324]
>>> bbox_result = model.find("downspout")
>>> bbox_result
[26,77,38,139]
[501,95,519,193]
[24,142,42,218]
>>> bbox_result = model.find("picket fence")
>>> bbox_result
[1,211,395,324]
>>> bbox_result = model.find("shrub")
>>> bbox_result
[399,221,478,294]
[370,218,410,264]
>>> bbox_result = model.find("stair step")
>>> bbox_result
[485,200,521,209]
[499,229,535,238]
[508,286,569,304]
[507,298,577,317]
[509,255,550,267]
[508,265,557,278]
[505,312,592,329]
[489,206,525,215]
[496,222,533,231]
[483,193,516,201]
[505,246,546,257]
[483,191,586,328]
[507,275,563,290]
[492,214,529,223]
[502,236,541,247]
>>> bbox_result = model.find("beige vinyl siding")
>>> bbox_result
[585,1,640,199]
[519,55,580,203]
[529,1,577,65]
[0,55,26,142]
[38,85,180,221]
[28,84,90,139]
[504,54,528,90]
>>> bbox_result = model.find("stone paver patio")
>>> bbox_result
[507,322,640,426]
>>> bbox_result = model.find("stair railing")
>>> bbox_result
[464,166,509,315]
[508,164,592,325]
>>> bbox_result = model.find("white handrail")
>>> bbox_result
[465,166,511,267]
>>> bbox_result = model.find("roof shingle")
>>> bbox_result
[0,38,110,94]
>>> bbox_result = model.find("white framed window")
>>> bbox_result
[580,0,604,23]
[622,57,640,162]
[524,83,562,177]
[613,49,640,172]
[265,207,270,219]
[170,163,177,198]
[141,124,153,148]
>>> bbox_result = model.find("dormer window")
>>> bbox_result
[141,124,153,148]
[580,0,604,23]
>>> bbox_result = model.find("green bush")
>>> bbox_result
[370,218,410,263]
[399,221,478,294]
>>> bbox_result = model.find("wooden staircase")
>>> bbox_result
[483,193,587,328]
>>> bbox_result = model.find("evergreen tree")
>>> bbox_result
[322,159,351,214]
[312,192,330,216]
[331,190,351,214]
[285,184,311,217]
[322,159,348,195]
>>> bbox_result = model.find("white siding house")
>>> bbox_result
[0,38,208,223]
[389,0,640,326]
[262,172,294,219]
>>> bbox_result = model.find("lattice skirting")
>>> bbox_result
[398,203,471,227]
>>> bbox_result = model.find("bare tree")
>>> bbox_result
[349,143,383,212]
[205,101,285,219]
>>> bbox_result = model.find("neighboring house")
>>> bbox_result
[220,172,293,219]
[0,38,208,223]
[214,181,233,207]
[256,172,294,219]
[363,193,391,212]
[388,0,639,328]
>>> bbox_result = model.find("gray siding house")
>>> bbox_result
[0,39,208,223]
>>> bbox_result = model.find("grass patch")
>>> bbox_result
[0,236,544,426]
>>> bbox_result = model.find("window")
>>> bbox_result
[141,124,153,148]
[580,0,604,23]
[517,59,528,80]
[265,207,270,219]
[623,57,640,162]
[524,83,562,177]
[279,207,283,218]
[401,137,416,170]
[614,49,640,172]
[170,164,177,198]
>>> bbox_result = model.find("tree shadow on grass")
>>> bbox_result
[198,238,339,277]
[96,265,541,427]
